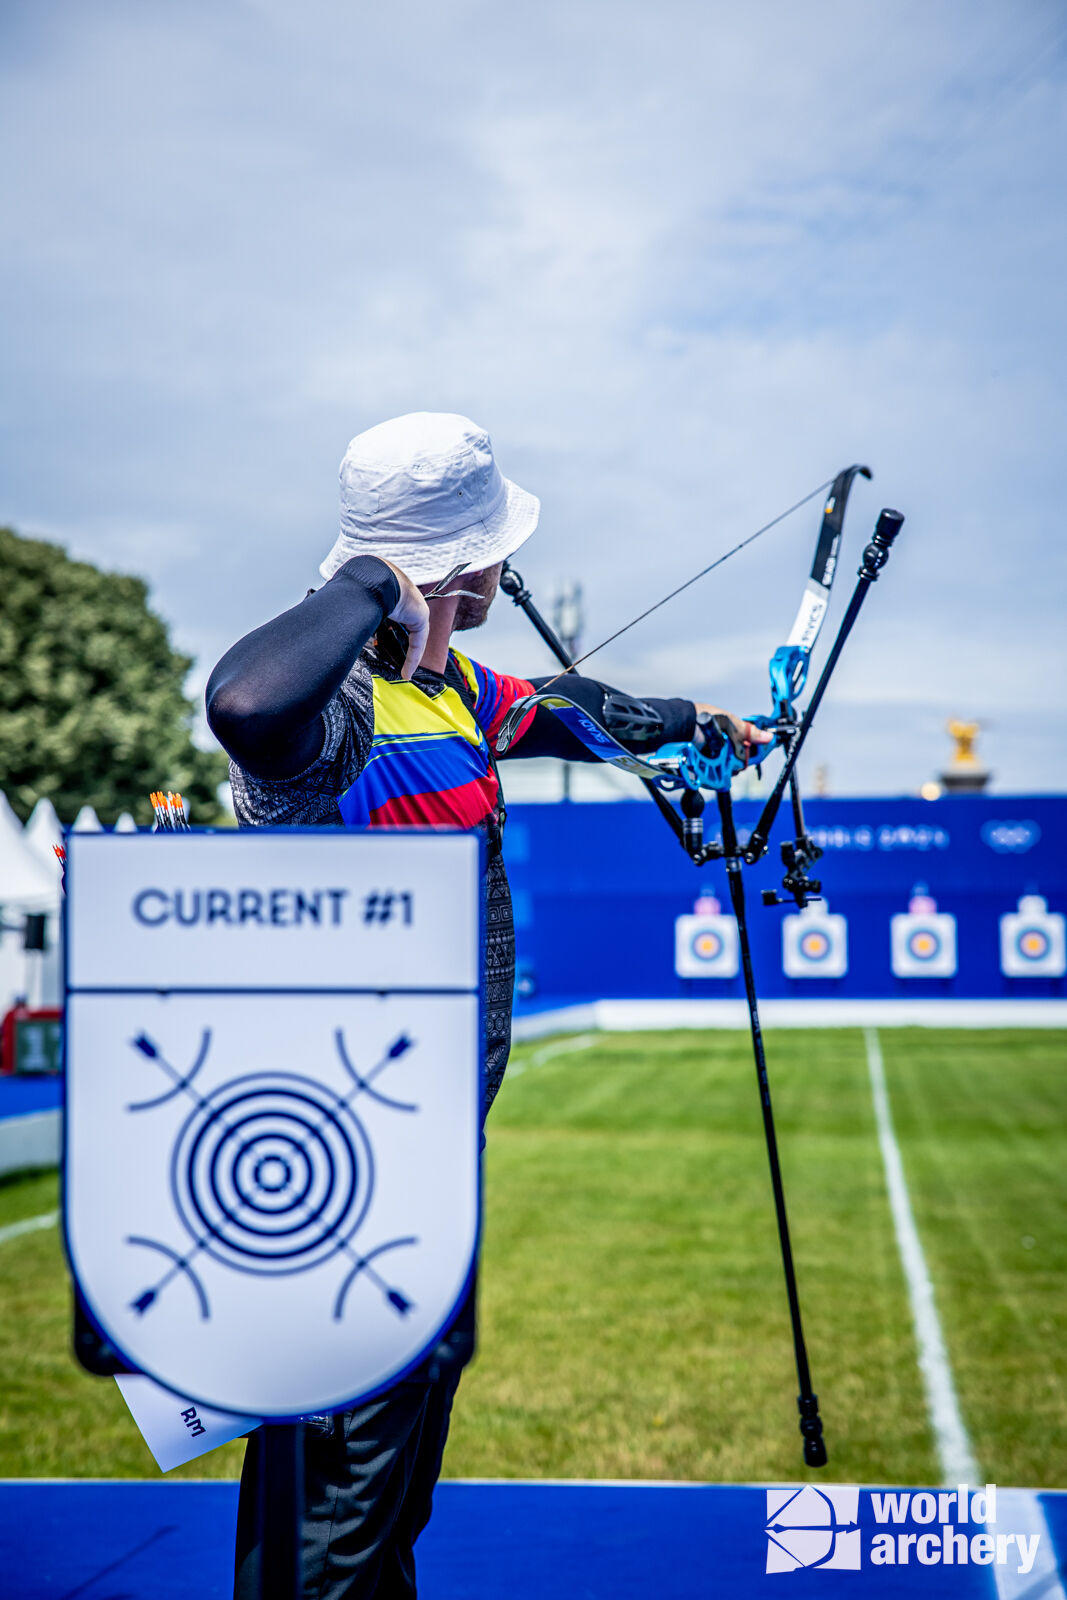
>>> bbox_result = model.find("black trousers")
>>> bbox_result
[234,1365,462,1600]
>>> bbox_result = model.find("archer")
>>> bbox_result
[206,409,769,1600]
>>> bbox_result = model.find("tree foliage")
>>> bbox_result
[0,526,228,825]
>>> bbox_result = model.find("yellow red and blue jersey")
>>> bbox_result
[337,650,535,830]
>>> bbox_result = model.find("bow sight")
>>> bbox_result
[499,473,905,1470]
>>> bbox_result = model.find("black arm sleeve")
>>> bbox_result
[500,675,696,762]
[205,556,400,778]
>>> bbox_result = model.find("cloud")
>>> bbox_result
[1,0,1064,789]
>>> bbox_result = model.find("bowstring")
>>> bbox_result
[537,476,836,688]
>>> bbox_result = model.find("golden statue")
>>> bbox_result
[947,719,981,768]
[941,719,990,792]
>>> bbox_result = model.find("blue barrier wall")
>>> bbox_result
[504,796,1066,1002]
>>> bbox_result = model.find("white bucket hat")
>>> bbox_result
[320,412,540,586]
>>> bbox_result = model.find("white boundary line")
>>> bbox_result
[507,1034,599,1079]
[864,1026,979,1486]
[0,1211,58,1246]
[0,1108,62,1177]
[513,999,1067,1040]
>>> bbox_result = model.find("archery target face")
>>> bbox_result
[907,928,941,960]
[890,912,957,978]
[674,914,738,978]
[1000,905,1066,977]
[782,913,848,979]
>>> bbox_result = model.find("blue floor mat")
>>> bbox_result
[1,1481,1063,1599]
[0,1075,61,1120]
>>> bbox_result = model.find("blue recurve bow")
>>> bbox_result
[498,471,906,1469]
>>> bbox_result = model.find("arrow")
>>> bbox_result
[768,1522,858,1534]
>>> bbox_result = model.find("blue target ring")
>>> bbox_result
[203,1102,343,1247]
[252,1153,294,1193]
[799,929,832,963]
[232,1134,313,1215]
[690,928,724,963]
[906,927,942,962]
[1015,926,1051,962]
[172,1072,374,1276]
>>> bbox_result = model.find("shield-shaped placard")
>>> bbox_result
[64,830,481,1419]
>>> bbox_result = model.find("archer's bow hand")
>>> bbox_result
[694,704,774,768]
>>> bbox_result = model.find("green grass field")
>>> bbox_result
[1,1027,1064,1486]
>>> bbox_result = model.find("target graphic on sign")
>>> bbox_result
[125,1030,418,1324]
[171,1071,373,1276]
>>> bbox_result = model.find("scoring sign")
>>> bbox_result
[64,829,482,1420]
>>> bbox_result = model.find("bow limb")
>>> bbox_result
[768,464,871,717]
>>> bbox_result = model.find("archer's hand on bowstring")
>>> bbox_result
[693,703,774,768]
[377,560,431,679]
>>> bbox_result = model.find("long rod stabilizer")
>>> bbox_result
[717,791,828,1468]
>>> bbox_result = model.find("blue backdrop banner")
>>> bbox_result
[503,796,1066,1004]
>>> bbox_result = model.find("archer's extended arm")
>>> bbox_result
[498,675,696,762]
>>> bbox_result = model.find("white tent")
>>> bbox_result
[71,804,103,832]
[23,796,65,881]
[0,793,56,907]
[0,793,61,1014]
[114,812,138,833]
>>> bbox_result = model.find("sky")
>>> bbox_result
[2,0,1065,797]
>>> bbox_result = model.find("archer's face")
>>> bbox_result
[454,562,503,631]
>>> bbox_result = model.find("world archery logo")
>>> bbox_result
[765,1485,861,1573]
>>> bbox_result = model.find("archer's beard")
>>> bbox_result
[453,595,493,630]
